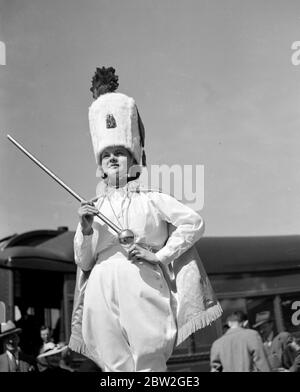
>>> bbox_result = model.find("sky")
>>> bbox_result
[1,0,300,238]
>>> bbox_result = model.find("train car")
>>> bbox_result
[0,227,75,356]
[0,228,299,370]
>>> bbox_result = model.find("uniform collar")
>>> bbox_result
[96,180,141,198]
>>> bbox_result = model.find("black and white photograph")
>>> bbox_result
[0,0,300,380]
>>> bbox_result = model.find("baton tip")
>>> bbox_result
[6,135,15,143]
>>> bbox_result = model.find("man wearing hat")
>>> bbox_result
[253,311,276,350]
[0,320,37,372]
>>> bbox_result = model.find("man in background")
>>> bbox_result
[210,311,271,372]
[253,310,275,357]
[0,320,37,372]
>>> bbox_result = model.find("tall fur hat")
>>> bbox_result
[88,67,146,174]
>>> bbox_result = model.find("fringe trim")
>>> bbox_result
[68,335,89,357]
[176,302,223,346]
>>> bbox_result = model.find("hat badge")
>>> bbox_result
[106,114,117,129]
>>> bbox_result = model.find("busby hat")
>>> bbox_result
[88,67,146,172]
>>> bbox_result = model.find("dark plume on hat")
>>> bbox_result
[90,66,119,99]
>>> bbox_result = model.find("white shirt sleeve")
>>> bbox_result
[148,192,205,266]
[74,223,96,271]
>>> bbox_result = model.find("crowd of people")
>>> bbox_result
[1,310,299,372]
[0,320,101,372]
[210,310,300,372]
[0,321,68,372]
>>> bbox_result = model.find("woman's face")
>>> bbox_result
[100,146,134,183]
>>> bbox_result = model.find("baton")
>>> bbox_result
[7,135,135,245]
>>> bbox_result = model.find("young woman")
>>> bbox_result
[69,67,221,372]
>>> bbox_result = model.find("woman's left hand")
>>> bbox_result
[127,244,159,265]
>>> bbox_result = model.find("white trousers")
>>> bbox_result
[82,255,177,372]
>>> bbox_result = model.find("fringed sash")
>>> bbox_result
[171,245,222,345]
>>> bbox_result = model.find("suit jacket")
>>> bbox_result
[0,351,37,372]
[210,327,271,372]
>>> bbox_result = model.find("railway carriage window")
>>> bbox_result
[172,320,221,355]
[246,297,275,330]
[218,297,278,336]
[280,293,300,335]
[193,321,221,348]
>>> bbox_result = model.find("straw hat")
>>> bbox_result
[37,343,68,359]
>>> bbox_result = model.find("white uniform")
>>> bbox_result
[74,185,204,372]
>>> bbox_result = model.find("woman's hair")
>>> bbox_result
[40,325,51,332]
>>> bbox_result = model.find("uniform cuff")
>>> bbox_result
[155,247,173,266]
[76,229,93,247]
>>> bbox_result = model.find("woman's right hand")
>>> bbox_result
[78,201,98,235]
